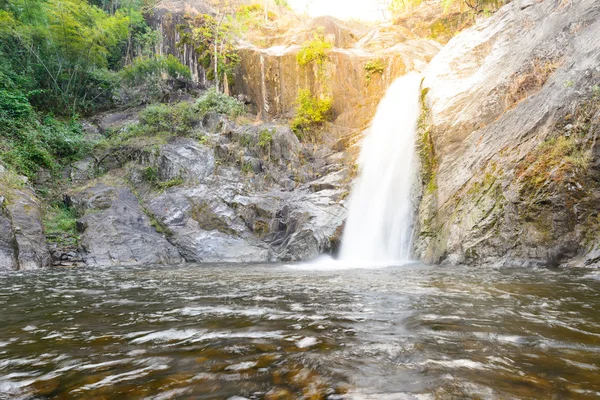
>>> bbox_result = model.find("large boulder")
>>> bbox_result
[147,181,271,263]
[416,0,600,266]
[73,183,184,267]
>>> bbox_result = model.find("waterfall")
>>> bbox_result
[339,73,421,264]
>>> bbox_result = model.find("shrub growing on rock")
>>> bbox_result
[196,88,245,118]
[290,89,332,142]
[296,31,332,67]
[118,55,192,105]
[364,59,385,83]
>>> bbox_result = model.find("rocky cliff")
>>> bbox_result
[151,2,440,130]
[415,0,600,267]
[233,17,440,129]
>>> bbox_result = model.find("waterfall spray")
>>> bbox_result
[339,73,421,264]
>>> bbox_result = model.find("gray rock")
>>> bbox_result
[75,184,183,267]
[70,158,96,183]
[416,0,600,266]
[158,137,215,182]
[0,199,17,271]
[6,189,52,270]
[267,188,347,261]
[147,186,270,262]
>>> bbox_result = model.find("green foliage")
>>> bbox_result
[126,101,200,138]
[364,59,385,83]
[141,165,183,190]
[240,161,254,175]
[296,31,332,67]
[120,55,191,84]
[157,176,184,190]
[0,0,131,114]
[290,89,332,142]
[258,128,274,148]
[0,105,90,178]
[238,134,253,148]
[142,166,159,183]
[118,55,192,104]
[196,88,245,117]
[44,204,79,245]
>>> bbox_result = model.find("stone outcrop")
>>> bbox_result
[71,183,184,267]
[415,0,600,267]
[0,178,52,271]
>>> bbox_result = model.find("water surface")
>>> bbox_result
[1,263,599,399]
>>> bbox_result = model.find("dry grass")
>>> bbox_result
[506,58,562,108]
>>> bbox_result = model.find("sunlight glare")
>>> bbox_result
[287,0,388,21]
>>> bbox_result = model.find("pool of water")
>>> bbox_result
[1,263,599,399]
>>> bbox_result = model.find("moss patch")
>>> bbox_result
[191,201,237,235]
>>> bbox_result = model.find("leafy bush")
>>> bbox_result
[196,88,245,117]
[131,102,200,138]
[118,55,192,105]
[0,94,90,178]
[258,128,274,148]
[290,89,332,141]
[120,55,191,85]
[44,204,79,245]
[364,59,385,83]
[297,32,332,67]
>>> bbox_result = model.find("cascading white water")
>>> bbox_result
[339,73,422,264]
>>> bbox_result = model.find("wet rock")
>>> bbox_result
[73,183,183,267]
[267,189,347,261]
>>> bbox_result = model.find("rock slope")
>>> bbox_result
[415,0,600,267]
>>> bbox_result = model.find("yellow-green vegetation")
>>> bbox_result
[44,205,79,245]
[177,12,241,90]
[0,0,177,181]
[515,88,600,245]
[296,31,332,67]
[364,59,386,84]
[518,135,591,195]
[258,128,274,148]
[191,201,236,235]
[290,89,332,142]
[114,91,243,143]
[241,161,255,176]
[417,87,438,194]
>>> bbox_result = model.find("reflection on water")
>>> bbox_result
[0,264,599,399]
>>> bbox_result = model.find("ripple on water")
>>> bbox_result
[0,263,599,399]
